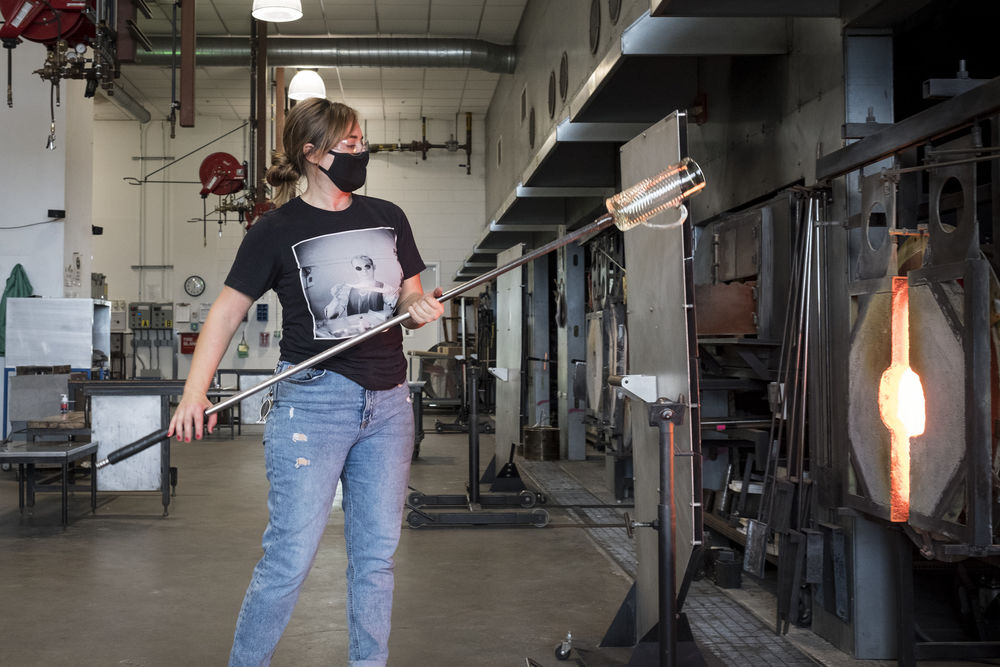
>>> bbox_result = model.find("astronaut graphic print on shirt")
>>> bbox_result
[292,227,403,340]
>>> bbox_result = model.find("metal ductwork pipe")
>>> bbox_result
[99,84,152,123]
[135,37,516,73]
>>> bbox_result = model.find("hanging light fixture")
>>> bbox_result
[287,69,326,100]
[251,0,302,22]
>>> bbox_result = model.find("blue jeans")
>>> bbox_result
[230,362,414,667]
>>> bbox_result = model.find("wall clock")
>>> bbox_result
[184,275,206,297]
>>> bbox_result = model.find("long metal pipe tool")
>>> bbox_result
[97,157,706,469]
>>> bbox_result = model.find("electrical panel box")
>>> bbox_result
[110,310,126,332]
[151,303,173,328]
[128,302,152,329]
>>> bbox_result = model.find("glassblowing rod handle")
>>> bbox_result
[97,427,171,468]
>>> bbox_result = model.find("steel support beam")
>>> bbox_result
[623,15,787,56]
[253,21,267,200]
[817,75,1000,180]
[179,0,195,127]
[555,119,650,143]
[651,0,839,17]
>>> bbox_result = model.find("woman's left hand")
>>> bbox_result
[406,287,445,325]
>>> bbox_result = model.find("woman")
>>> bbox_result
[168,97,444,666]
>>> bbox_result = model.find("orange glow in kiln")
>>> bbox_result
[878,276,926,523]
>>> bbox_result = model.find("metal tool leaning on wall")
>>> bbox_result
[97,157,707,469]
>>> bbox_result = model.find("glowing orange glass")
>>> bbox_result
[878,276,926,523]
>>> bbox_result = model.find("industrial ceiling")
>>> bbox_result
[95,0,528,122]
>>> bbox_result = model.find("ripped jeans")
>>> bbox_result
[229,361,414,667]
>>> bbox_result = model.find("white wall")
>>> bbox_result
[1,41,70,433]
[92,117,251,377]
[0,40,68,300]
[91,113,487,379]
[64,79,95,299]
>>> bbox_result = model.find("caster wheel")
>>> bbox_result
[482,423,493,433]
[519,490,537,508]
[406,511,424,528]
[407,492,425,507]
[554,642,572,660]
[1,463,11,472]
[531,508,550,528]
[435,422,444,433]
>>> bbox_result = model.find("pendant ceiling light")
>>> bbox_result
[288,69,326,100]
[251,0,302,22]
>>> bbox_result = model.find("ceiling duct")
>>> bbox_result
[135,37,516,73]
[99,84,152,123]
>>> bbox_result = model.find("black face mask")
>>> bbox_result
[319,151,369,193]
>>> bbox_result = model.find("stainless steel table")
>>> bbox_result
[79,380,184,515]
[0,440,98,526]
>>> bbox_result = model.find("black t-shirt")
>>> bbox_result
[225,195,425,390]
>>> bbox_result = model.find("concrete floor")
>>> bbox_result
[2,419,995,667]
[0,422,635,666]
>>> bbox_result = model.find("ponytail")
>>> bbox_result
[265,150,300,206]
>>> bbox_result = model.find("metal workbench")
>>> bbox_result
[0,440,98,526]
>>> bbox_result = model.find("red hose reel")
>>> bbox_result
[198,152,246,198]
[0,0,93,46]
[197,151,274,228]
[246,200,275,227]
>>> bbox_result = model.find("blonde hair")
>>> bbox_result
[265,98,360,206]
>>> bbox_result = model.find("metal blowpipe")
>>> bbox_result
[96,157,705,469]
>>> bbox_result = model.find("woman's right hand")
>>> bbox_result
[168,392,217,442]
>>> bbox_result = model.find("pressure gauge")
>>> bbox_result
[184,275,206,297]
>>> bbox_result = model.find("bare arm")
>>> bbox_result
[168,286,254,442]
[396,275,444,329]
